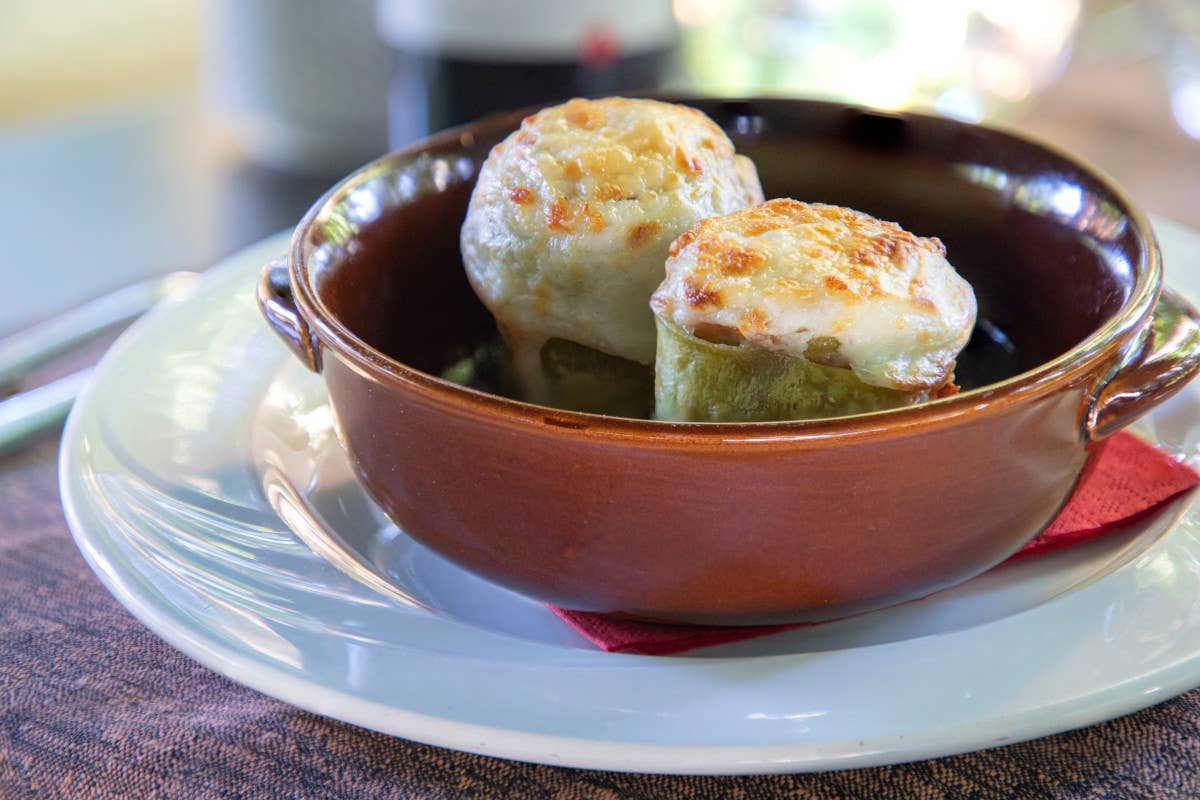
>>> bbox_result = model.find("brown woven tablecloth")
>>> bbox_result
[3,436,1200,799]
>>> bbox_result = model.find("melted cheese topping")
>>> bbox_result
[461,97,764,365]
[650,200,977,391]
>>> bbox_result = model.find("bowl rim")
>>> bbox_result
[286,95,1161,444]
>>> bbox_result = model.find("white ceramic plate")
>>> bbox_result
[61,221,1200,774]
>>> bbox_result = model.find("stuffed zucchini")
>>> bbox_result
[650,200,977,422]
[460,97,764,416]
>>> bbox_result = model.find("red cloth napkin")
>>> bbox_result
[551,432,1200,656]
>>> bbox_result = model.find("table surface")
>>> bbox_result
[5,47,1200,799]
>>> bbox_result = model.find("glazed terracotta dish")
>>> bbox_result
[260,97,1200,625]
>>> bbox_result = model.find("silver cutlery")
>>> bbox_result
[0,271,199,450]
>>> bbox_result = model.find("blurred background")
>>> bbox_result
[2,0,1199,335]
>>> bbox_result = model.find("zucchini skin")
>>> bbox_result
[654,318,922,422]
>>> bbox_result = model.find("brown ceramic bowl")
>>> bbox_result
[259,97,1200,626]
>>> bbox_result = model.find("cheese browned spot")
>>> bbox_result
[582,203,606,233]
[683,277,722,309]
[715,245,766,275]
[626,221,661,249]
[508,186,534,205]
[674,145,703,176]
[822,275,851,294]
[650,199,977,392]
[691,233,767,276]
[546,201,572,232]
[740,308,769,330]
[597,183,625,201]
[669,229,698,258]
[565,104,602,129]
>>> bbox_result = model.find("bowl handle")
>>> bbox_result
[257,255,322,373]
[1087,287,1200,440]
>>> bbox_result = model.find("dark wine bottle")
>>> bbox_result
[376,0,678,146]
